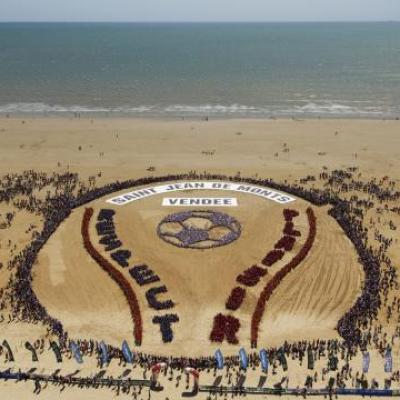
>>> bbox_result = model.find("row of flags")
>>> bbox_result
[69,340,134,365]
[16,338,393,375]
[215,348,267,371]
[214,348,394,374]
[362,349,392,374]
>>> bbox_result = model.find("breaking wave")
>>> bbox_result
[0,102,397,118]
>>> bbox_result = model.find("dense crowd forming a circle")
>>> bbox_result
[0,169,399,393]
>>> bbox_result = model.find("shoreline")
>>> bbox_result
[1,114,400,122]
[1,117,399,180]
[1,116,400,126]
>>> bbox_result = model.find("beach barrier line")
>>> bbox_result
[199,385,400,396]
[0,370,151,388]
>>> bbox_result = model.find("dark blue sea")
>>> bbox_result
[0,22,400,118]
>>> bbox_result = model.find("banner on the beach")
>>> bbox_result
[107,181,296,206]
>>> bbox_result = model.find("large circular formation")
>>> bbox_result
[30,177,364,358]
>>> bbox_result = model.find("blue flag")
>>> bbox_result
[99,341,109,365]
[215,349,224,370]
[259,349,269,372]
[239,348,248,370]
[384,348,392,373]
[121,340,134,364]
[69,341,83,364]
[362,352,370,373]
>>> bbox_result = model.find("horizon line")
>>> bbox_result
[0,20,399,24]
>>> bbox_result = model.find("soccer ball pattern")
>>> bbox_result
[157,210,241,249]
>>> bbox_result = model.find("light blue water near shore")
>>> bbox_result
[0,22,400,118]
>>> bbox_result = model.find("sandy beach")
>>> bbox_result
[0,117,399,179]
[0,117,400,399]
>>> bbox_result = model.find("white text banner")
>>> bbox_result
[106,181,295,205]
[162,197,238,207]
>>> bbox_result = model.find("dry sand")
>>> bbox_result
[0,117,400,399]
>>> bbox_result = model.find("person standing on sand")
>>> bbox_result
[33,378,41,394]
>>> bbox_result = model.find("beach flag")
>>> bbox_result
[2,340,14,362]
[69,341,83,364]
[239,348,248,370]
[24,341,38,362]
[259,349,269,372]
[362,352,370,373]
[99,341,109,366]
[50,341,62,363]
[278,348,288,371]
[121,340,134,364]
[215,349,224,370]
[307,346,314,370]
[384,348,392,373]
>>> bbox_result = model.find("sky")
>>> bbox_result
[0,0,399,22]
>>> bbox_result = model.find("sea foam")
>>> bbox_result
[0,102,396,118]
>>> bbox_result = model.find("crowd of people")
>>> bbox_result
[0,168,399,394]
[0,337,399,395]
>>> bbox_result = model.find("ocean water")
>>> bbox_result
[0,22,400,118]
